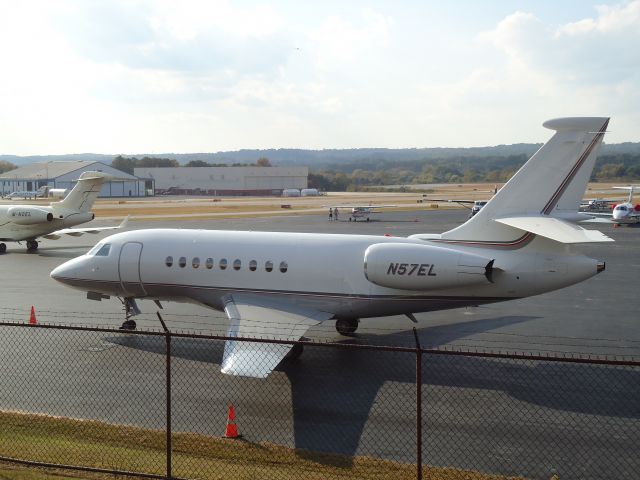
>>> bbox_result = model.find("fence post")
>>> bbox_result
[157,312,172,480]
[413,327,423,480]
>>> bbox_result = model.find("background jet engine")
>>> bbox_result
[364,243,495,291]
[63,212,95,227]
[7,207,54,225]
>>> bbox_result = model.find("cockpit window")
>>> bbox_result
[95,244,111,256]
[87,243,103,256]
[88,243,111,256]
[615,205,628,211]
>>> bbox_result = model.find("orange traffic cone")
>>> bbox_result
[29,306,38,325]
[224,404,240,438]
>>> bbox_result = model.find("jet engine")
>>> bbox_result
[7,207,53,225]
[364,243,495,291]
[62,212,95,227]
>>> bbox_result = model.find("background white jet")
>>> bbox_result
[586,186,640,225]
[0,171,126,253]
[51,117,612,378]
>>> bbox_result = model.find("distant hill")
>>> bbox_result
[3,142,639,168]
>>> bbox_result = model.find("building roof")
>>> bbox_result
[0,161,138,180]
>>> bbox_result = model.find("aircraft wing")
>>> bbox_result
[42,216,129,240]
[424,198,476,204]
[221,295,333,378]
[325,205,397,209]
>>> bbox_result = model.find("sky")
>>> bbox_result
[0,0,638,155]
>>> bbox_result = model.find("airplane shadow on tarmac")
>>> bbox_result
[107,314,640,467]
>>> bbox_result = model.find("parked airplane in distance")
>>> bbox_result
[325,205,397,221]
[586,186,640,225]
[52,117,612,378]
[425,186,499,217]
[3,190,39,200]
[0,171,127,253]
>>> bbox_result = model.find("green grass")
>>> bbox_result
[0,411,526,480]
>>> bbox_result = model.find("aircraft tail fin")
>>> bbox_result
[53,171,111,213]
[439,117,609,243]
[613,185,637,203]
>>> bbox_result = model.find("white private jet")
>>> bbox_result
[326,205,397,221]
[51,117,612,378]
[586,186,640,225]
[0,171,127,253]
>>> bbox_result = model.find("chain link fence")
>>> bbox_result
[0,320,638,480]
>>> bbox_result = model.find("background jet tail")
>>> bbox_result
[53,171,111,213]
[612,186,637,203]
[440,117,609,243]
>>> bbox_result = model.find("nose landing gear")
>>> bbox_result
[119,297,140,330]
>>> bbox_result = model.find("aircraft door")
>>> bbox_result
[119,242,146,297]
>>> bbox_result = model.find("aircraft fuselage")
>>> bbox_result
[51,228,602,320]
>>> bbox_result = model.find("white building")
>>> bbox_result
[0,161,149,198]
[135,166,308,195]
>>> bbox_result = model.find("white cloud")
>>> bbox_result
[0,1,639,153]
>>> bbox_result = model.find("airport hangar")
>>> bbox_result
[0,160,152,198]
[134,166,309,196]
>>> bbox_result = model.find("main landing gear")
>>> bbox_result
[0,243,6,254]
[26,240,38,252]
[335,318,359,336]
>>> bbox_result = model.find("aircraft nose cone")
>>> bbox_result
[50,263,69,283]
[50,258,81,285]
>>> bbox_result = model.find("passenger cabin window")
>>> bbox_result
[265,260,273,272]
[166,256,173,267]
[233,259,241,271]
[205,258,213,269]
[249,260,257,271]
[179,257,187,268]
[95,244,111,257]
[192,257,200,268]
[279,261,288,273]
[219,258,227,270]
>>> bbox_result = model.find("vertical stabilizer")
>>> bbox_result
[440,117,609,243]
[53,171,111,213]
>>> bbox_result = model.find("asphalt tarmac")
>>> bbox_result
[0,209,638,479]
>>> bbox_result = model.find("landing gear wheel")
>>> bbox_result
[26,240,39,252]
[119,319,137,330]
[336,318,359,336]
[285,343,304,361]
[0,243,6,254]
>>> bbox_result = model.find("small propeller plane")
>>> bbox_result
[0,171,127,254]
[325,205,397,222]
[52,117,612,378]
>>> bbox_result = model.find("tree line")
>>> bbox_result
[308,153,640,191]
[111,156,272,174]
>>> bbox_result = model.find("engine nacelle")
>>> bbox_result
[364,243,494,291]
[63,212,95,227]
[48,188,68,199]
[7,207,53,225]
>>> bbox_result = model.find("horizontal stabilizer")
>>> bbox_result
[495,216,613,243]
